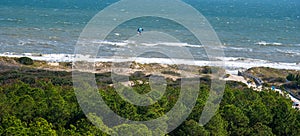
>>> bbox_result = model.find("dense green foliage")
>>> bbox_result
[287,73,300,85]
[1,66,300,135]
[18,57,34,65]
[285,73,300,92]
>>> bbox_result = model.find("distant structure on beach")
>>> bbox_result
[238,71,264,86]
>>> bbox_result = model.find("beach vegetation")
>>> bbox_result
[200,66,212,74]
[287,73,300,82]
[286,73,300,88]
[161,70,181,76]
[18,57,34,65]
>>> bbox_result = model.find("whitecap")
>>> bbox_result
[227,47,253,52]
[276,49,300,56]
[255,41,284,46]
[145,42,203,48]
[91,40,129,46]
[90,40,204,48]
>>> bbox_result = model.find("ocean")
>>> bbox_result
[0,0,299,71]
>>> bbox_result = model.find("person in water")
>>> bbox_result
[137,27,143,35]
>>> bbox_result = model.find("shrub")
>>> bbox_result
[161,71,181,76]
[224,74,230,78]
[18,57,34,65]
[201,66,212,74]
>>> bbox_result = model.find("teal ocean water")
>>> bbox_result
[0,0,299,64]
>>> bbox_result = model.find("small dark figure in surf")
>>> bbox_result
[137,27,144,35]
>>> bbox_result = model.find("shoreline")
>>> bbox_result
[1,55,299,86]
[1,53,300,75]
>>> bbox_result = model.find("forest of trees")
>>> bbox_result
[1,68,300,135]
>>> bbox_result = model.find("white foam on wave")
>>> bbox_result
[227,47,253,52]
[17,39,58,47]
[153,42,203,48]
[276,49,300,56]
[0,52,75,62]
[91,40,130,47]
[216,57,300,74]
[90,40,204,48]
[0,18,22,22]
[255,41,284,46]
